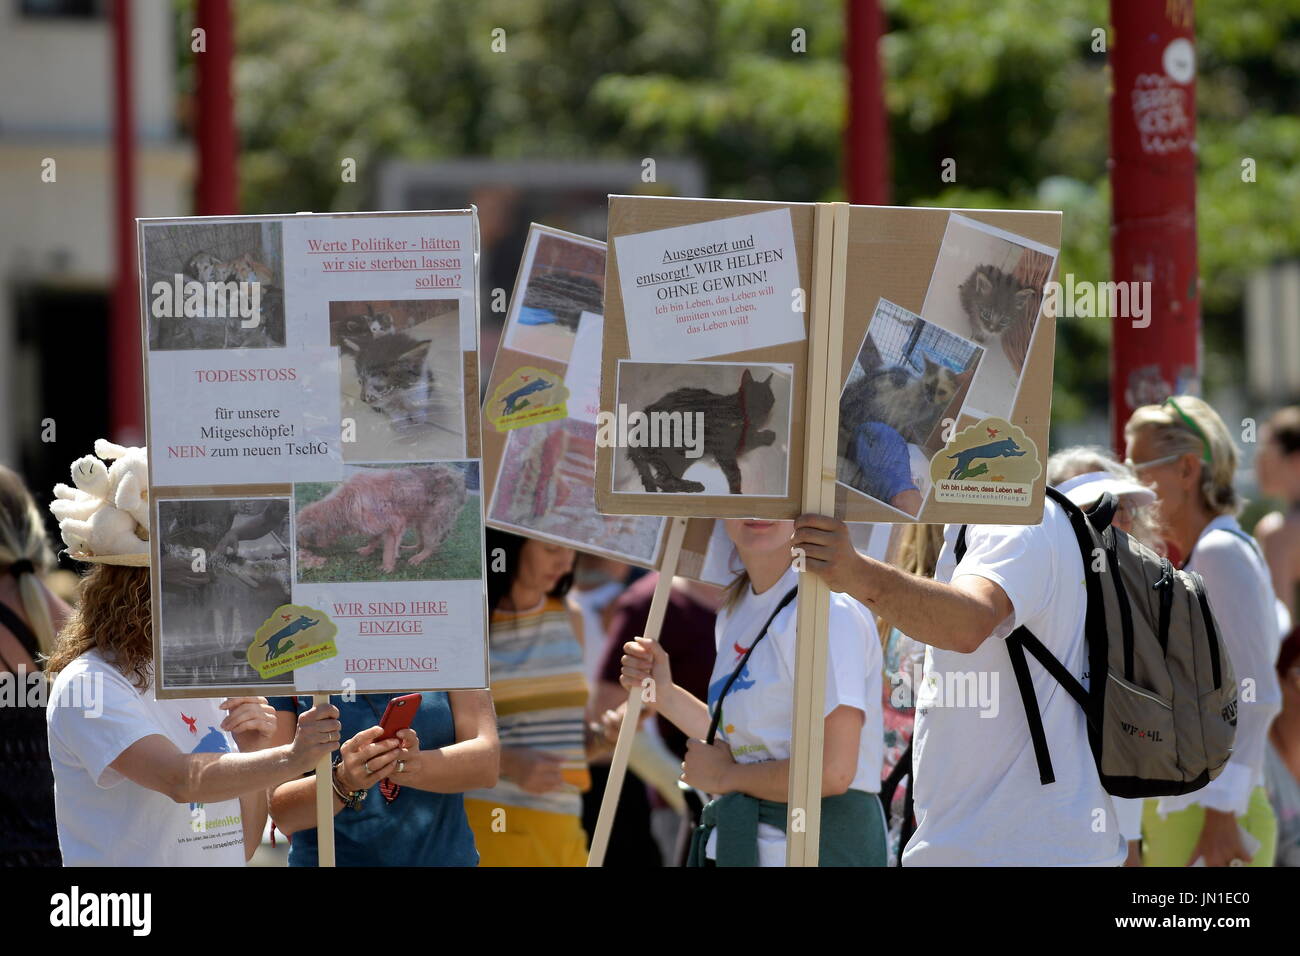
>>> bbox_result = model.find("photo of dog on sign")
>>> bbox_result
[293,461,481,583]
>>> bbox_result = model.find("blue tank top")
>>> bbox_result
[268,692,478,867]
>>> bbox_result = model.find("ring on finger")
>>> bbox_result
[396,759,406,774]
[364,760,372,774]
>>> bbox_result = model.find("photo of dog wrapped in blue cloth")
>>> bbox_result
[837,298,983,517]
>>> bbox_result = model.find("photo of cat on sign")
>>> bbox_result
[327,299,465,462]
[611,361,793,497]
[838,299,982,517]
[919,213,1057,420]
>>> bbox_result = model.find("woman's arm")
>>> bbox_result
[398,690,499,793]
[266,711,346,836]
[108,702,336,806]
[619,635,712,740]
[683,705,865,801]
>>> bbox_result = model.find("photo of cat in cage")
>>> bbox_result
[837,299,983,517]
[142,220,286,351]
[612,360,793,497]
[502,230,606,363]
[327,298,466,462]
[918,213,1058,420]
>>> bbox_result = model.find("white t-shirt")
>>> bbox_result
[903,504,1126,866]
[46,651,247,867]
[1158,516,1284,818]
[704,566,881,866]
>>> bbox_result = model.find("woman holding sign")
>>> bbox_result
[43,443,342,866]
[265,689,498,867]
[620,519,886,866]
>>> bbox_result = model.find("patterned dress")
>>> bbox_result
[465,596,590,866]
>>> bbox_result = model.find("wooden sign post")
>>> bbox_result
[786,202,849,865]
[314,693,336,867]
[586,515,688,867]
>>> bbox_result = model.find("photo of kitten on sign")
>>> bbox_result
[611,361,793,497]
[294,461,481,584]
[919,213,1057,420]
[838,299,982,517]
[327,299,466,462]
[142,220,286,351]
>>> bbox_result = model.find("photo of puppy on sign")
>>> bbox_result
[294,461,481,583]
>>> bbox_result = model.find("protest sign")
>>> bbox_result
[140,210,488,700]
[482,223,668,566]
[595,196,1061,525]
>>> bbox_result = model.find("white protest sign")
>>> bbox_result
[614,207,805,362]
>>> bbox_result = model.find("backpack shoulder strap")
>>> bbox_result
[1005,625,1095,787]
[706,587,798,745]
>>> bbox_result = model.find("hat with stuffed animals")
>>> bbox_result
[49,440,150,566]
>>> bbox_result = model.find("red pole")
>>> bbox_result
[195,0,239,215]
[1108,0,1200,452]
[110,0,143,444]
[845,0,890,205]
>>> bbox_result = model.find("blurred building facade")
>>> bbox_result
[0,0,190,515]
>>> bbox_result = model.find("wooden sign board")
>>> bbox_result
[595,196,1061,526]
[139,210,489,699]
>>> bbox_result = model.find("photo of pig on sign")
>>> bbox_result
[614,208,805,363]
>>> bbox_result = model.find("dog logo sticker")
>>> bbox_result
[928,417,1041,507]
[487,367,569,432]
[247,604,339,679]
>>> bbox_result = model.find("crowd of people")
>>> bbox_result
[2,397,1299,867]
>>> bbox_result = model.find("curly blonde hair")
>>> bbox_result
[46,565,153,690]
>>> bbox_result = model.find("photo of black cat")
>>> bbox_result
[837,299,982,516]
[613,362,793,497]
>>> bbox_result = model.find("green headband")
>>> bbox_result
[1163,397,1213,465]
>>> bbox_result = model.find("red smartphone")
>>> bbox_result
[377,693,421,741]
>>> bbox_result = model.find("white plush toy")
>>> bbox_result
[49,441,150,560]
[95,439,150,530]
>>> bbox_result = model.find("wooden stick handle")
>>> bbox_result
[314,692,336,868]
[586,516,689,867]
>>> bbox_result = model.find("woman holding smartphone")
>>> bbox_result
[266,688,498,866]
[621,518,885,866]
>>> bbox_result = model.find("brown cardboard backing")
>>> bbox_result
[832,206,1061,525]
[596,196,816,520]
[595,197,1059,526]
[140,209,486,699]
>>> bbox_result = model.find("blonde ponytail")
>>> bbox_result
[0,466,59,659]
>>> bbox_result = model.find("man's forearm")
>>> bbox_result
[841,554,994,653]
